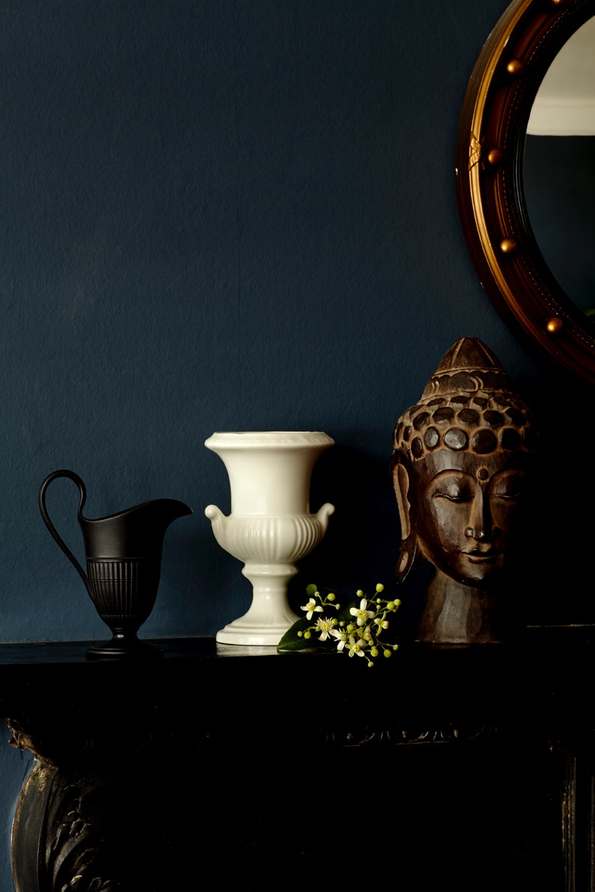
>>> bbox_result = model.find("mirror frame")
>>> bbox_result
[457,0,595,384]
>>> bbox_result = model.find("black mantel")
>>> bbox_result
[1,630,594,892]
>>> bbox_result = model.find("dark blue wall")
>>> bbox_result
[1,1,592,887]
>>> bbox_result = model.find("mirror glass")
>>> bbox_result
[524,17,595,327]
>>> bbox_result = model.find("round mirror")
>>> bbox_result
[525,16,595,328]
[457,0,595,384]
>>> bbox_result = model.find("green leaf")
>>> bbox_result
[277,618,313,652]
[277,618,337,654]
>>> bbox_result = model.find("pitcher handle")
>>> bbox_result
[38,469,90,593]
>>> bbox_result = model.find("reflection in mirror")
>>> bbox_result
[525,17,595,326]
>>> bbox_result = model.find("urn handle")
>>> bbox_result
[205,503,226,532]
[205,504,226,523]
[39,469,90,594]
[315,502,335,533]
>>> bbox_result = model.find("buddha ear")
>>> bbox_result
[392,457,417,582]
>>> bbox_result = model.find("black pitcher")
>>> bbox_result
[39,469,192,657]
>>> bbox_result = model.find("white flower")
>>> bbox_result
[374,617,389,632]
[315,616,337,641]
[349,598,375,627]
[330,627,349,652]
[301,598,324,621]
[347,635,367,658]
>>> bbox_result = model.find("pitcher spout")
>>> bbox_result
[81,498,192,560]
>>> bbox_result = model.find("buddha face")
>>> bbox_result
[407,448,527,587]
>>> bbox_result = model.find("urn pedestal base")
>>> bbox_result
[216,562,299,646]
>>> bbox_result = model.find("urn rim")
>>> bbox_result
[204,431,334,450]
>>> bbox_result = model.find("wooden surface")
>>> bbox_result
[1,630,593,891]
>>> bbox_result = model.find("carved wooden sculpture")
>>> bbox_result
[392,337,535,645]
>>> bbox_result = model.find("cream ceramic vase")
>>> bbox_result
[204,431,335,646]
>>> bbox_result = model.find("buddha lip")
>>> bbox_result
[464,552,498,562]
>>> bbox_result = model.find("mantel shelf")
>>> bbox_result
[0,624,593,666]
[1,629,594,891]
[0,628,593,734]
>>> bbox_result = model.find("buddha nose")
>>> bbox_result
[465,488,493,541]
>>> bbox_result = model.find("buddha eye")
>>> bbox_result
[493,490,519,502]
[433,484,471,503]
[431,472,474,503]
[492,474,524,501]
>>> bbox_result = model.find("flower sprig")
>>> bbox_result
[278,582,402,668]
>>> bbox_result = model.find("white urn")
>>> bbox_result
[204,431,335,646]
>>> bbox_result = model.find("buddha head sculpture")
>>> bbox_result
[392,337,536,645]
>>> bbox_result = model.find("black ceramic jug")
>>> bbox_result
[39,469,191,657]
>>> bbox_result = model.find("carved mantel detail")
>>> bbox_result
[12,762,120,892]
[325,723,502,747]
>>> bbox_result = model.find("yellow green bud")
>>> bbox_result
[356,589,364,597]
[297,631,303,637]
[387,601,395,610]
[304,630,311,640]
[393,644,400,651]
[347,624,354,633]
[395,599,401,607]
[383,649,392,658]
[306,583,317,595]
[327,593,336,601]
[375,583,385,593]
[367,661,374,668]
[370,646,379,658]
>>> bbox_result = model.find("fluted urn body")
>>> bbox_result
[205,431,335,646]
